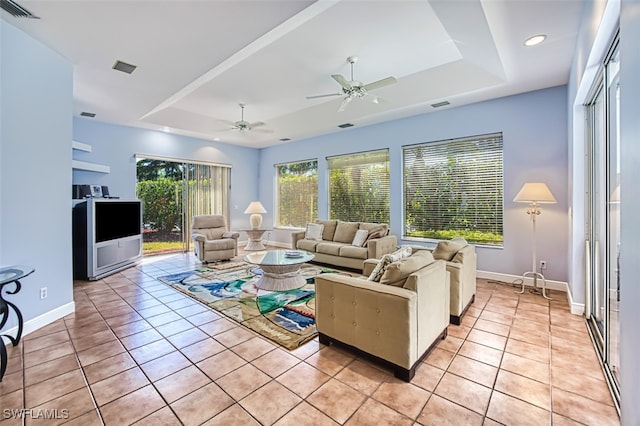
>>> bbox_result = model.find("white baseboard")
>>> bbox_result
[1,301,75,346]
[477,270,581,315]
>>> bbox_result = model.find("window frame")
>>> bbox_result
[401,133,504,247]
[274,158,318,228]
[326,148,390,224]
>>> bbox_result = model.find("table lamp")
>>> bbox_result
[244,201,266,229]
[513,182,556,299]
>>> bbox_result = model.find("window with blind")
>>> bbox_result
[403,133,503,245]
[276,160,318,227]
[328,149,390,223]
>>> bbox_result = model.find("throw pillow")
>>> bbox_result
[305,223,324,241]
[367,246,413,282]
[380,250,435,286]
[432,239,466,261]
[367,254,393,282]
[351,229,369,247]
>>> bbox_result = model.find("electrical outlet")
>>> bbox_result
[540,260,547,270]
[40,287,47,299]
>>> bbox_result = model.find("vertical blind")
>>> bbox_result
[403,133,504,245]
[276,160,318,227]
[327,149,390,223]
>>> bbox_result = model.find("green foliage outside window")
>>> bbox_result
[277,160,318,227]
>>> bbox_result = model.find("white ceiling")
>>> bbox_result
[4,0,586,148]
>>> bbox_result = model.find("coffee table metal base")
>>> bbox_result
[255,264,306,291]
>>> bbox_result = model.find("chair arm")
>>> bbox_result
[367,234,398,259]
[192,232,206,242]
[223,231,240,240]
[291,230,305,249]
[362,258,379,277]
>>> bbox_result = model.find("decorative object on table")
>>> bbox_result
[191,215,239,263]
[244,201,267,229]
[0,265,34,381]
[513,182,557,299]
[158,263,349,350]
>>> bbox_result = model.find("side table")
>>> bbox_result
[238,229,272,251]
[0,265,34,382]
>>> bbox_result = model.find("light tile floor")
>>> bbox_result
[0,249,620,425]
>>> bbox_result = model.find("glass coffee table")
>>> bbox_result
[243,250,314,291]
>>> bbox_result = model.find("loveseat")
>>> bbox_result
[291,220,397,271]
[314,249,450,381]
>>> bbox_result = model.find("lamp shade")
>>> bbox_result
[513,183,557,204]
[244,201,267,214]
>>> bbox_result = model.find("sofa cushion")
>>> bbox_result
[380,250,435,287]
[433,239,466,261]
[364,225,389,246]
[316,242,344,256]
[367,246,412,282]
[201,228,226,240]
[305,223,324,241]
[193,215,226,229]
[297,238,320,252]
[204,238,236,251]
[333,221,360,243]
[316,220,337,241]
[339,245,368,260]
[351,229,369,247]
[359,222,389,234]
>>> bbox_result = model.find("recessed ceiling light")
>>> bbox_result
[161,126,171,133]
[213,137,221,141]
[524,34,546,47]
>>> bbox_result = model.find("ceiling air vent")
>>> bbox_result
[337,123,354,129]
[431,101,450,108]
[80,112,96,118]
[1,0,39,18]
[279,138,291,142]
[112,60,137,74]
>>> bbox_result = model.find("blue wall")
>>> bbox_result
[1,20,74,329]
[72,119,260,231]
[259,86,569,282]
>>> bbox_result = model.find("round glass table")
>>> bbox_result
[243,250,314,291]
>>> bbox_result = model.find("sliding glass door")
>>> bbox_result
[585,38,620,410]
[136,156,230,255]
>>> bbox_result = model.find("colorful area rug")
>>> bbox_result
[157,263,349,350]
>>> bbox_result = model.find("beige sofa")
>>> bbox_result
[315,250,450,381]
[291,220,397,271]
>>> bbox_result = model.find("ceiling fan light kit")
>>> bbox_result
[307,56,397,112]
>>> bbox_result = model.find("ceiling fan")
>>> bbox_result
[220,104,273,133]
[307,56,397,112]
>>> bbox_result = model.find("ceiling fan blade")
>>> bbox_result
[332,74,352,90]
[363,76,397,91]
[249,121,265,128]
[251,128,274,134]
[337,95,354,112]
[306,93,342,99]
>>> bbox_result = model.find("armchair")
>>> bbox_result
[430,239,477,325]
[315,250,450,381]
[191,215,239,263]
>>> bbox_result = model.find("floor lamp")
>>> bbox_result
[513,182,557,299]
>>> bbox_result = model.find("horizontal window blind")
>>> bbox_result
[403,133,504,245]
[276,160,318,228]
[328,149,390,223]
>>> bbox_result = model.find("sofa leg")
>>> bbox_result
[318,333,332,346]
[394,365,415,382]
[442,327,448,339]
